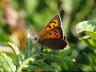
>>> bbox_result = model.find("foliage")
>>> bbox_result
[76,21,96,71]
[0,32,75,72]
[0,52,16,72]
[0,0,96,71]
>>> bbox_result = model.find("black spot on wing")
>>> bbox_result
[56,35,58,37]
[49,33,52,35]
[53,25,55,27]
[52,21,56,24]
[48,26,51,28]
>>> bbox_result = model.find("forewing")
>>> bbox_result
[39,15,63,40]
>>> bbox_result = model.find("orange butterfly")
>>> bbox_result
[38,15,67,49]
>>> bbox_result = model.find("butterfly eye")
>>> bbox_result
[34,37,38,41]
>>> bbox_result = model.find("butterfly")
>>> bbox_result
[37,15,67,49]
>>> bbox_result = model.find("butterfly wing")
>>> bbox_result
[39,38,67,49]
[38,15,67,49]
[38,27,67,49]
[39,15,63,40]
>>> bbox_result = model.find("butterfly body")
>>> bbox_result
[38,15,67,49]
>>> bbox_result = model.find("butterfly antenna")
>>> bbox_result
[60,10,65,20]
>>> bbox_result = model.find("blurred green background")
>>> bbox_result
[0,0,96,71]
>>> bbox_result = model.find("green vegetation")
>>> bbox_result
[0,0,96,71]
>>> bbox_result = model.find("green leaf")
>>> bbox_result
[32,60,54,71]
[8,42,21,56]
[0,52,16,72]
[26,30,33,57]
[0,33,10,42]
[8,42,22,65]
[17,57,35,72]
[76,21,96,34]
[76,21,96,47]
